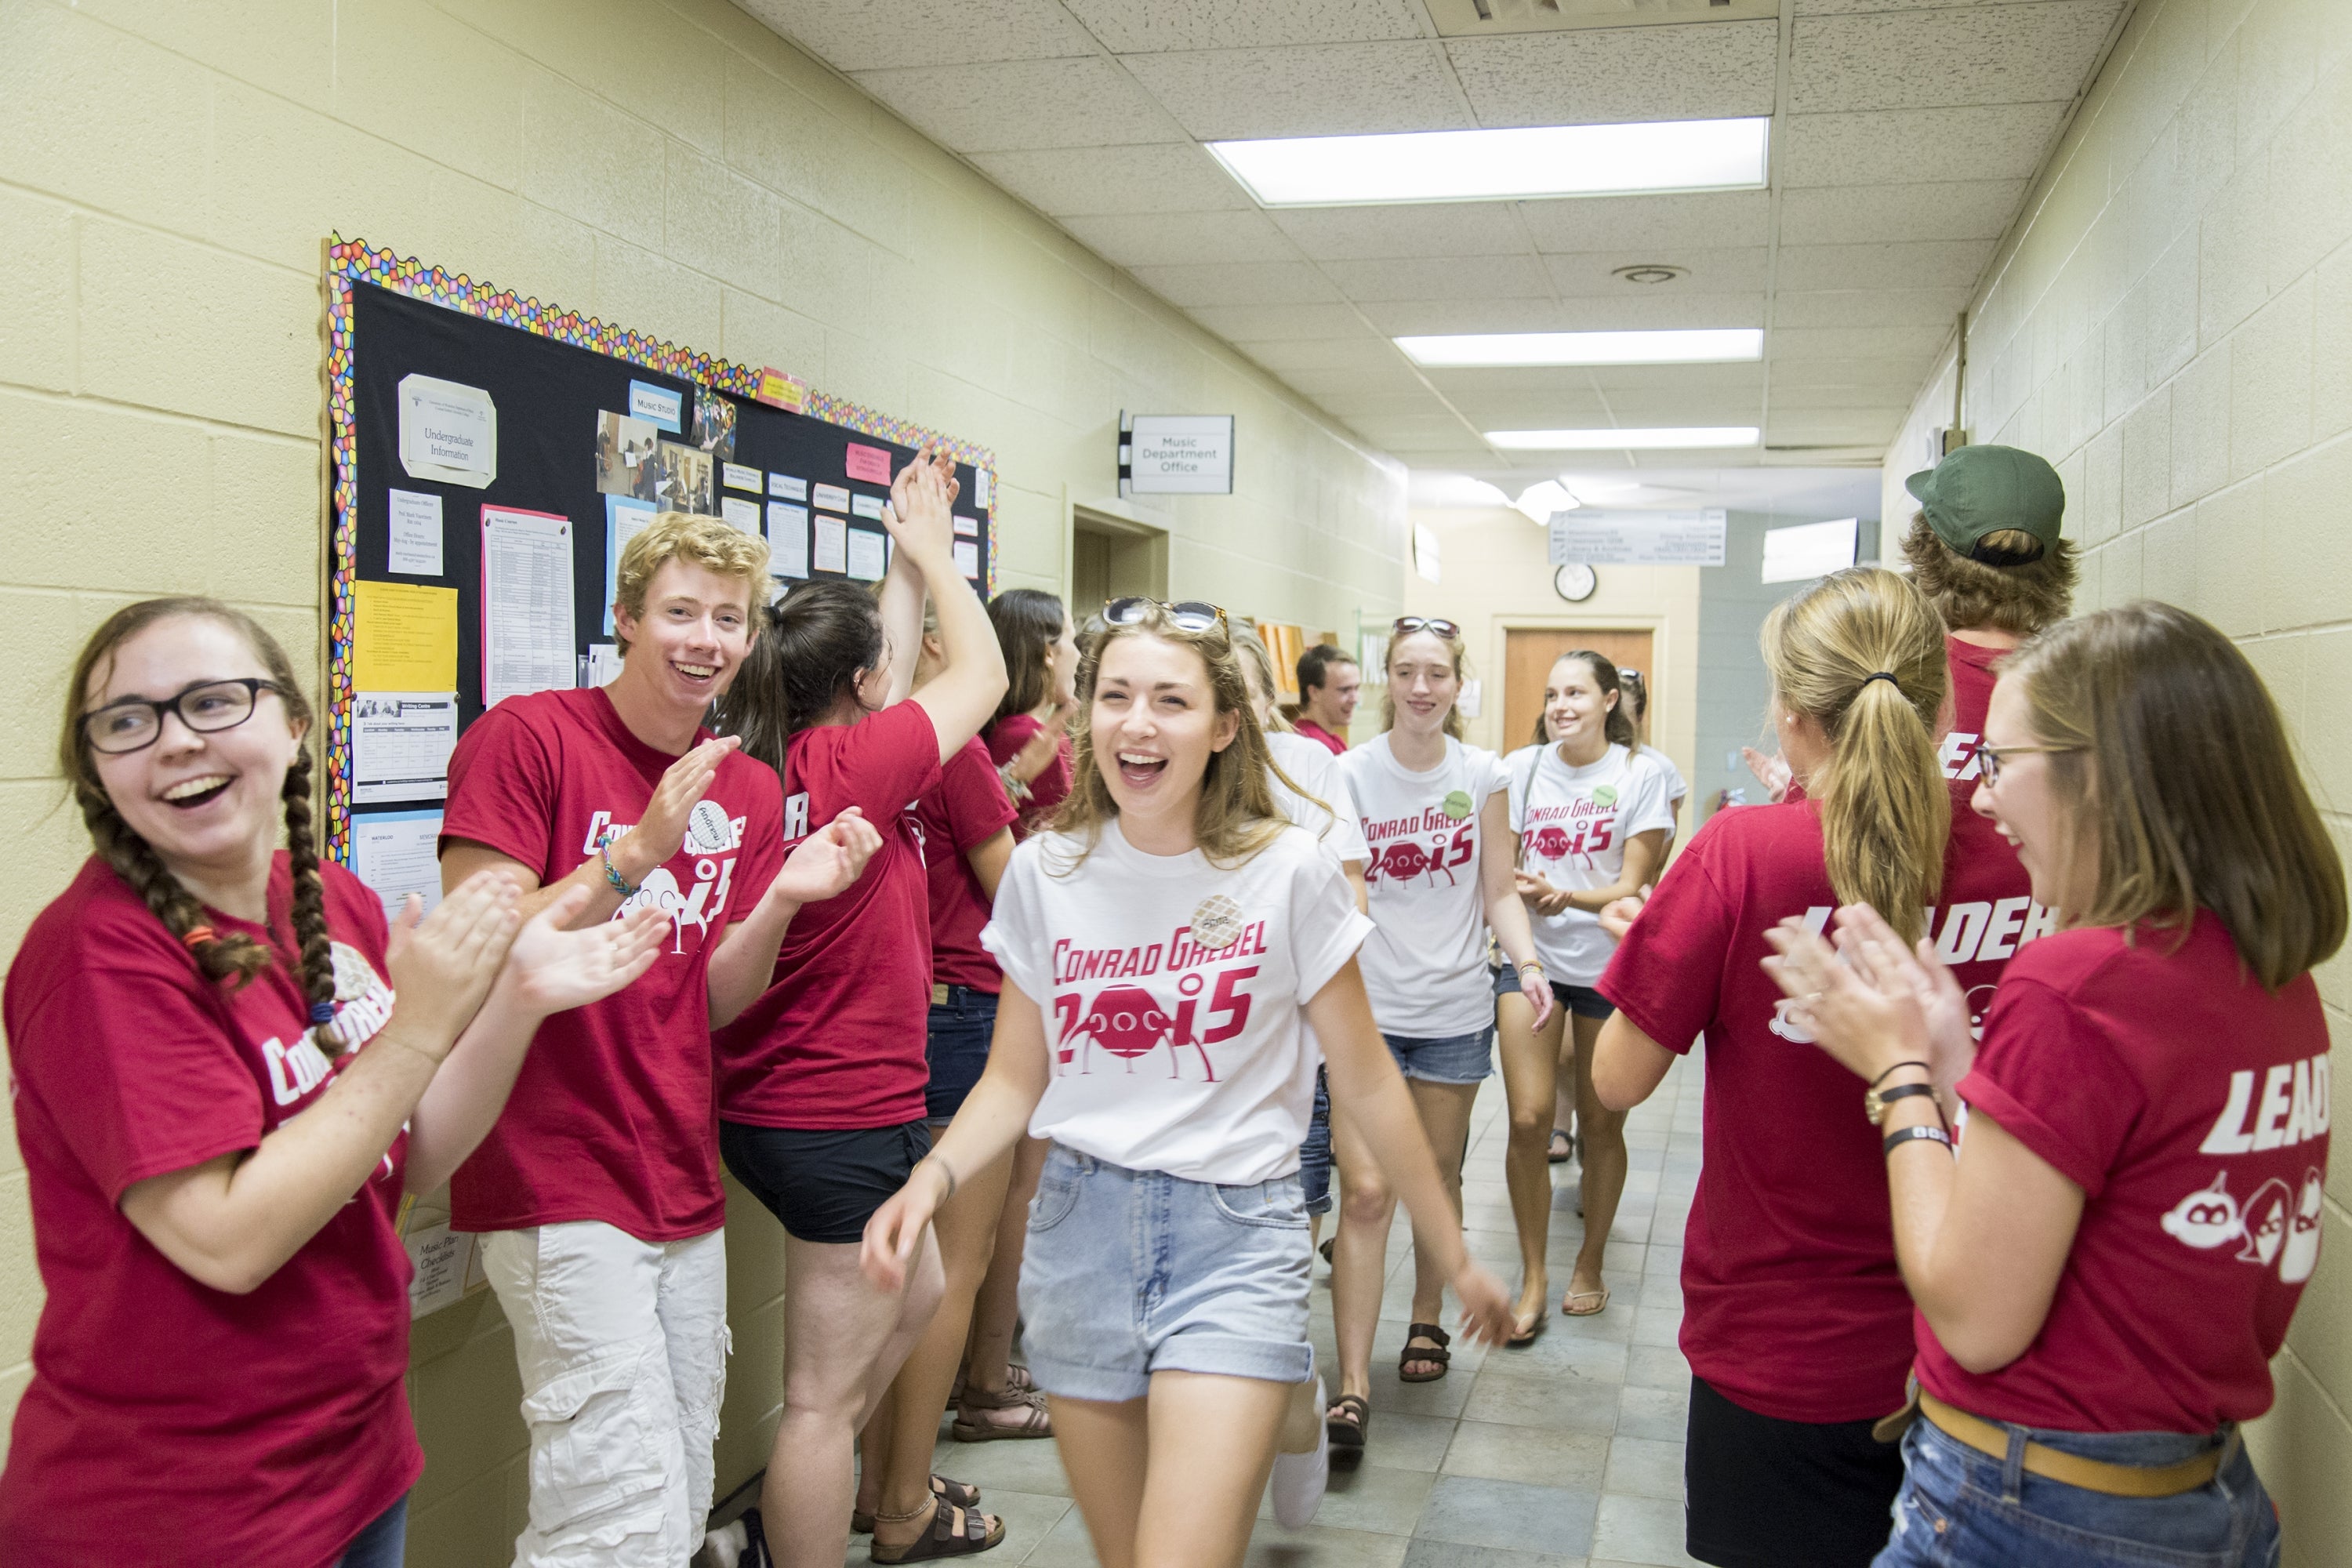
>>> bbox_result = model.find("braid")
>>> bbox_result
[280,748,343,1058]
[75,779,270,986]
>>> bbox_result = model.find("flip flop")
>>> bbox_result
[1561,1287,1611,1318]
[1399,1323,1451,1382]
[1507,1308,1548,1346]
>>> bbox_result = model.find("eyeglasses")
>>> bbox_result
[1104,597,1228,635]
[82,678,281,756]
[1392,616,1461,640]
[1976,742,2074,787]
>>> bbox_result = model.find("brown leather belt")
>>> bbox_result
[1918,1392,2223,1498]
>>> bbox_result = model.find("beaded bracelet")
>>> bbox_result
[600,838,640,898]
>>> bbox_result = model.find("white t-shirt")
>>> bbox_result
[1266,730,1369,867]
[1338,733,1508,1036]
[1508,742,1675,985]
[1638,742,1690,848]
[982,817,1373,1184]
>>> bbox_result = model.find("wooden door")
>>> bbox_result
[1503,628,1654,753]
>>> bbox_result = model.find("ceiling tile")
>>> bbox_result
[1775,239,1997,292]
[1777,179,2027,245]
[1360,292,1768,334]
[1446,20,1780,127]
[1448,391,1616,423]
[1780,103,2069,185]
[732,0,1097,71]
[1769,381,1918,408]
[1323,254,1555,302]
[1544,247,1769,296]
[1789,3,2124,113]
[851,57,1186,151]
[969,144,1254,216]
[1316,388,1460,418]
[1769,355,1941,389]
[1795,0,2029,11]
[1059,209,1300,266]
[1061,0,1430,53]
[1120,42,1473,139]
[1134,261,1344,307]
[1772,288,1973,328]
[1518,191,1773,253]
[1277,364,1433,397]
[1584,392,1769,423]
[1272,203,1531,261]
[1185,303,1372,339]
[1233,336,1406,372]
[1766,411,1904,444]
[1769,325,1951,360]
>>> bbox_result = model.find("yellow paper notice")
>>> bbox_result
[355,581,459,692]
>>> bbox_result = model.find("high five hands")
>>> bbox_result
[1762,904,1977,1092]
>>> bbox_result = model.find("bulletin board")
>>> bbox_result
[320,237,998,878]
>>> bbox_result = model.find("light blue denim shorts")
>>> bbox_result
[1018,1145,1314,1403]
[1385,1025,1495,1085]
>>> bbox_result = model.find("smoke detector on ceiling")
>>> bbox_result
[1431,0,1777,34]
[1613,263,1688,285]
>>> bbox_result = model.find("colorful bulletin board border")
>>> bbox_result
[321,234,1000,862]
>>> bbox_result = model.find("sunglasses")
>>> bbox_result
[1104,597,1228,635]
[1392,616,1461,641]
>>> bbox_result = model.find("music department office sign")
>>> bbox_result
[1120,414,1235,495]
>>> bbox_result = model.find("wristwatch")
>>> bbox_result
[1865,1081,1938,1126]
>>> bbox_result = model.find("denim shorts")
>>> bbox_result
[1018,1145,1314,1403]
[1490,966,1615,1021]
[1878,1412,2279,1568]
[1299,1067,1333,1217]
[926,985,999,1122]
[1385,1026,1494,1084]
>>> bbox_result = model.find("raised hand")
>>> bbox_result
[497,885,669,1018]
[622,736,741,878]
[774,807,883,905]
[1599,884,1651,941]
[882,447,959,560]
[385,871,524,1058]
[1741,746,1793,804]
[1451,1259,1518,1348]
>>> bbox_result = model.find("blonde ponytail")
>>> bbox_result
[1762,568,1951,946]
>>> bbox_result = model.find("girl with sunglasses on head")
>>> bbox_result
[713,452,1011,1566]
[1592,568,2047,1568]
[1325,618,1552,1449]
[862,598,1512,1568]
[1,599,671,1568]
[1766,603,2339,1568]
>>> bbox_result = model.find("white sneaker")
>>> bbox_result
[1269,1376,1330,1529]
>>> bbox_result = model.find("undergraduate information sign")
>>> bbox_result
[1121,413,1235,495]
[1548,509,1727,567]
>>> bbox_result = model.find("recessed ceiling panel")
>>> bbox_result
[852,57,1188,151]
[1789,3,2125,114]
[1133,261,1345,307]
[1123,42,1474,140]
[1774,239,1998,292]
[1777,180,2027,244]
[1771,288,1974,328]
[1446,22,1780,127]
[1271,202,1532,260]
[1516,189,1772,252]
[732,0,1095,71]
[1543,247,1769,296]
[1322,255,1557,302]
[1059,0,1431,53]
[1779,103,2069,185]
[1058,209,1299,267]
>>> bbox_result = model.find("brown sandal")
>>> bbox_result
[853,1475,980,1534]
[1326,1392,1370,1450]
[952,1382,1053,1442]
[1399,1323,1451,1382]
[869,1496,1005,1562]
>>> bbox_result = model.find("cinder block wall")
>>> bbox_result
[1882,2,2352,1559]
[0,2,1406,1561]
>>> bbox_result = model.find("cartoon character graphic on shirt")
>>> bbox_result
[1048,913,1266,1082]
[2160,1173,2245,1250]
[586,800,747,956]
[1520,793,1619,876]
[1361,804,1473,888]
[2281,1168,2324,1283]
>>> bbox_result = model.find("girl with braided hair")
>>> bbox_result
[0,598,672,1568]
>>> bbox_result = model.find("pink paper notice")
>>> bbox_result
[844,443,892,485]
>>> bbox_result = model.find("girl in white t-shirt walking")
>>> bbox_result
[864,601,1511,1568]
[1329,619,1552,1444]
[1507,652,1672,1319]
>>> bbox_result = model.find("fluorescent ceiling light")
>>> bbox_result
[1513,481,1579,524]
[1207,118,1769,207]
[1398,329,1762,367]
[1486,426,1762,451]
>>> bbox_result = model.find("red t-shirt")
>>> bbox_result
[1938,633,2007,794]
[914,737,1018,993]
[1921,913,2329,1432]
[1599,800,2055,1423]
[985,713,1073,839]
[441,687,782,1241]
[716,702,943,1127]
[1294,719,1348,756]
[1,856,418,1567]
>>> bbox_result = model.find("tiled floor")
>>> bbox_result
[868,1052,1706,1568]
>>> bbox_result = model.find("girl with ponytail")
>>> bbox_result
[0,598,668,1568]
[1588,568,2053,1568]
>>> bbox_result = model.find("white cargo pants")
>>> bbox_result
[479,1221,729,1567]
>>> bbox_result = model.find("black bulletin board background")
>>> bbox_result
[346,280,993,832]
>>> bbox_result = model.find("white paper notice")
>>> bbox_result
[850,492,886,521]
[768,502,809,578]
[406,1222,476,1319]
[953,539,980,579]
[814,514,848,574]
[811,482,851,513]
[352,809,444,922]
[769,473,808,501]
[721,496,760,533]
[953,513,979,538]
[584,642,625,688]
[481,506,575,706]
[353,691,457,804]
[397,374,497,488]
[387,490,445,576]
[847,528,887,581]
[722,462,762,494]
[974,470,991,509]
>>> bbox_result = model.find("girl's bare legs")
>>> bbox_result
[961,1135,1048,1404]
[1327,1112,1392,1408]
[1053,1373,1290,1568]
[1563,1011,1628,1311]
[1402,1079,1479,1365]
[1554,1028,1579,1162]
[1496,991,1566,1333]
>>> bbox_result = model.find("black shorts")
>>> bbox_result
[719,1119,931,1245]
[1488,966,1616,1022]
[1684,1374,1904,1568]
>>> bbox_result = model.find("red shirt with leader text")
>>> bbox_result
[916,736,1018,993]
[1599,799,2053,1424]
[1,856,416,1568]
[1921,912,2329,1432]
[441,686,782,1242]
[717,701,942,1128]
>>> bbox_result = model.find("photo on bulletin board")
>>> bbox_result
[321,236,1000,865]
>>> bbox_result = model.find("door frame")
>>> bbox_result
[1491,612,1671,750]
